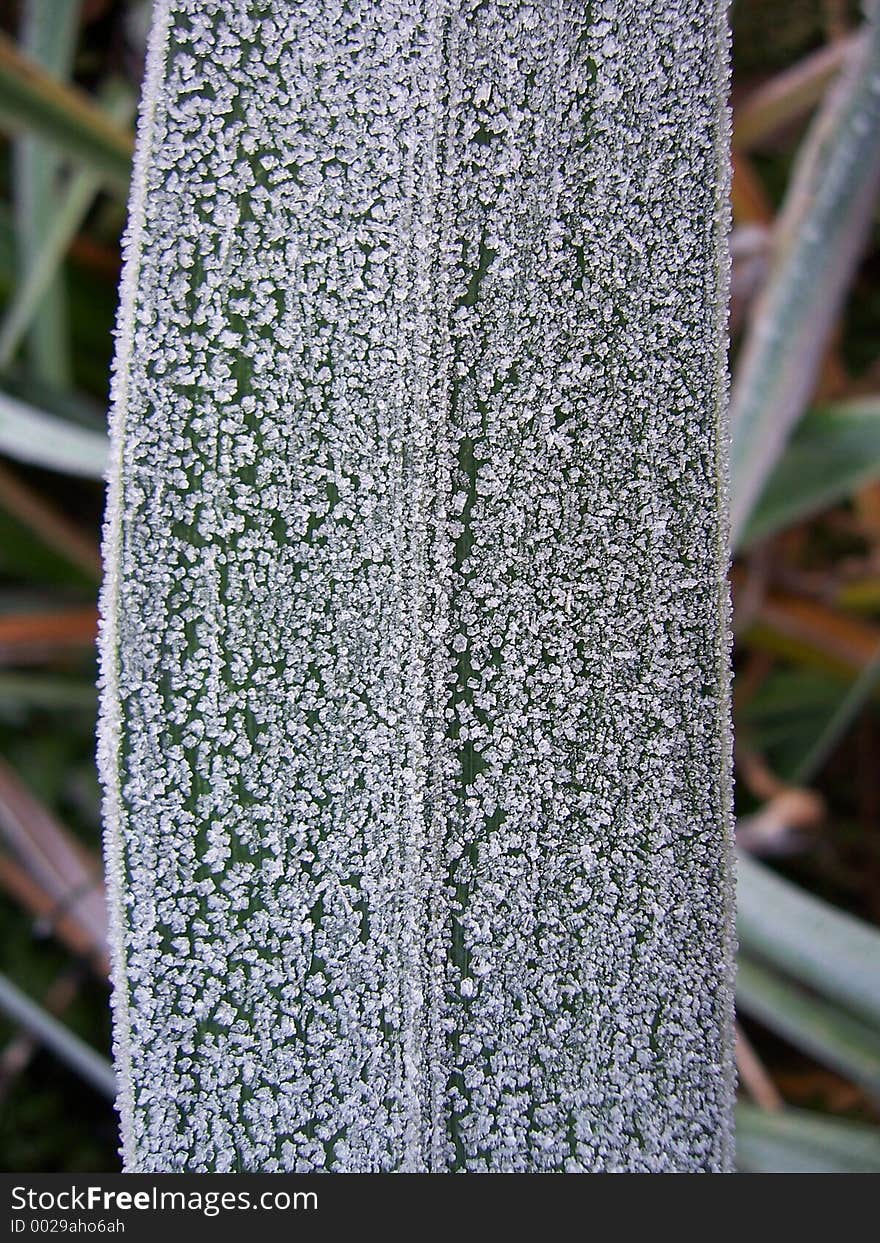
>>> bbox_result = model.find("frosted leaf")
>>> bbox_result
[99,0,735,1173]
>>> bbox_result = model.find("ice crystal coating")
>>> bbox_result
[99,0,735,1172]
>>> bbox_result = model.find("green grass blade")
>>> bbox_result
[0,31,132,196]
[0,970,116,1099]
[0,201,120,399]
[738,851,880,1028]
[0,671,96,711]
[791,640,880,783]
[740,400,880,548]
[737,955,880,1098]
[2,168,94,375]
[0,83,135,374]
[736,1101,880,1173]
[13,0,82,388]
[729,13,880,543]
[0,388,107,477]
[733,34,858,151]
[739,667,848,782]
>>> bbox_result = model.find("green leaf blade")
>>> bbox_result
[0,389,107,477]
[730,15,880,543]
[0,31,132,196]
[738,851,880,1029]
[737,1102,880,1173]
[740,400,880,548]
[737,955,880,1098]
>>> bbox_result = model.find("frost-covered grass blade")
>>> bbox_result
[100,0,734,1172]
[729,7,880,542]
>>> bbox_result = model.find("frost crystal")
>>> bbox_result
[99,0,735,1172]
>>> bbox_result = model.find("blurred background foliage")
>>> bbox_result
[0,0,879,1173]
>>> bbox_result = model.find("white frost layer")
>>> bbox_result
[99,0,735,1172]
